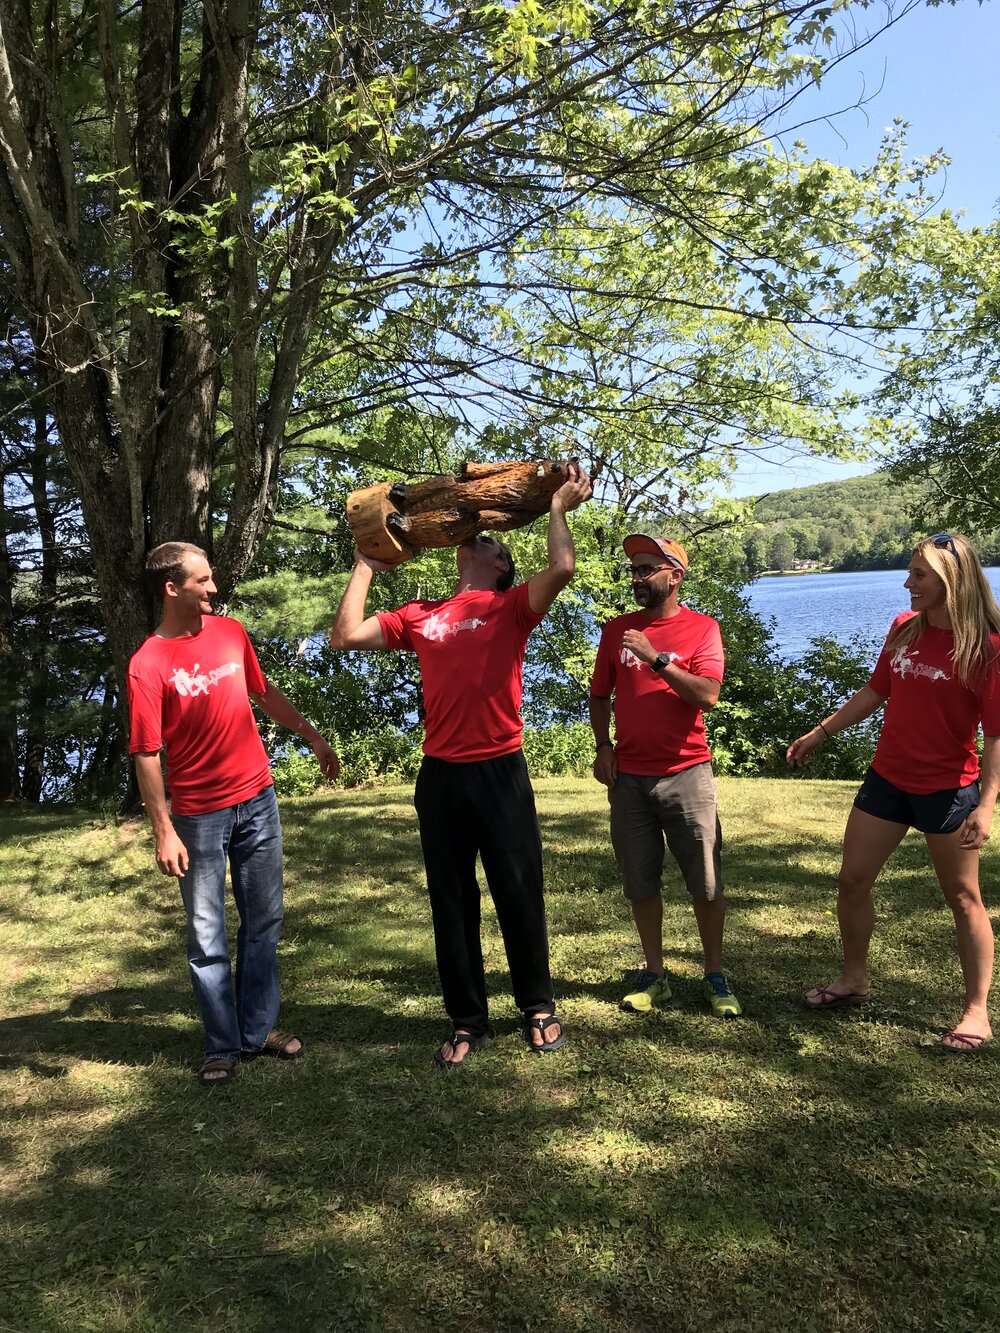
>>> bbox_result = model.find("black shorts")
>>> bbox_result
[853,766,980,835]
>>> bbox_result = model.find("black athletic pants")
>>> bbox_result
[413,750,554,1036]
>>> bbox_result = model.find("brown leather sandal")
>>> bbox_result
[198,1056,238,1085]
[245,1029,304,1061]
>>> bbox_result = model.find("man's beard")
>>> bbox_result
[633,584,667,611]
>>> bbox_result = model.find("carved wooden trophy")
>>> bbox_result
[347,458,577,566]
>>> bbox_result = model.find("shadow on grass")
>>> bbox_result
[6,990,1000,1332]
[0,805,99,842]
[4,784,1000,1331]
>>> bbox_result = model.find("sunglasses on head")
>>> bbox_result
[931,533,959,560]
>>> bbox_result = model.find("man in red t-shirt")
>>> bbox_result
[589,535,741,1019]
[331,466,591,1068]
[129,542,339,1085]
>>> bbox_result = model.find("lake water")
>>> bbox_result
[746,567,1000,660]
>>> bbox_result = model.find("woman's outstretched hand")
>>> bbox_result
[786,728,826,767]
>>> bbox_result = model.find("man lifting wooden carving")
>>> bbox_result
[332,460,592,1068]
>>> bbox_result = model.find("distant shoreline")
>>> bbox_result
[757,566,834,578]
[758,564,1000,579]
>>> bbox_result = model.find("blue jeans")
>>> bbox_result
[172,785,284,1060]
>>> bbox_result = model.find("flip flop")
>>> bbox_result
[804,983,871,1010]
[939,1030,991,1054]
[524,1010,565,1054]
[434,1027,494,1070]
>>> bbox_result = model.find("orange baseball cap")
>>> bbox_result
[622,534,689,572]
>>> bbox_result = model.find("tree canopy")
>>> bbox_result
[862,215,1000,533]
[0,0,960,798]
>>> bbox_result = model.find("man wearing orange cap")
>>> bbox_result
[589,535,741,1019]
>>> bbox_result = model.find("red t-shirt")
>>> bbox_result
[376,583,544,762]
[589,606,725,776]
[868,612,1000,793]
[128,615,272,815]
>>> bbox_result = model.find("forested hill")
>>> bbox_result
[742,472,1000,574]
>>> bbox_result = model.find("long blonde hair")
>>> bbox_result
[887,533,1000,687]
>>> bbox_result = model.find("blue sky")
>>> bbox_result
[729,0,999,497]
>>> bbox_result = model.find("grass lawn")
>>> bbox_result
[2,775,999,1332]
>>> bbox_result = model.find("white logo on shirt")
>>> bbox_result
[420,612,487,643]
[889,644,950,683]
[170,661,242,697]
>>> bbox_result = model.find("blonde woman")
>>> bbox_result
[787,533,1000,1052]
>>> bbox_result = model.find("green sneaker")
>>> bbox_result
[622,969,672,1013]
[703,971,742,1019]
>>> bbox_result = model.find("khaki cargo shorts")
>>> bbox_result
[608,762,723,902]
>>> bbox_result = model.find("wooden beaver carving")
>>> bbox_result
[347,458,577,567]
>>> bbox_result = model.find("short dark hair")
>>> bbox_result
[144,542,208,602]
[494,540,516,592]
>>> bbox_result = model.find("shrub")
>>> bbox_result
[270,729,423,793]
[338,729,423,787]
[522,723,596,777]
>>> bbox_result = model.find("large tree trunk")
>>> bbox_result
[22,408,56,802]
[0,3,240,711]
[0,514,21,801]
[0,0,381,746]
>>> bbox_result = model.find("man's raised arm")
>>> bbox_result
[331,550,392,650]
[527,465,592,615]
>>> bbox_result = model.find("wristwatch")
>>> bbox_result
[651,651,677,673]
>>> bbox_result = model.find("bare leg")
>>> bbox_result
[631,894,664,974]
[692,897,725,974]
[806,807,907,1002]
[926,830,994,1046]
